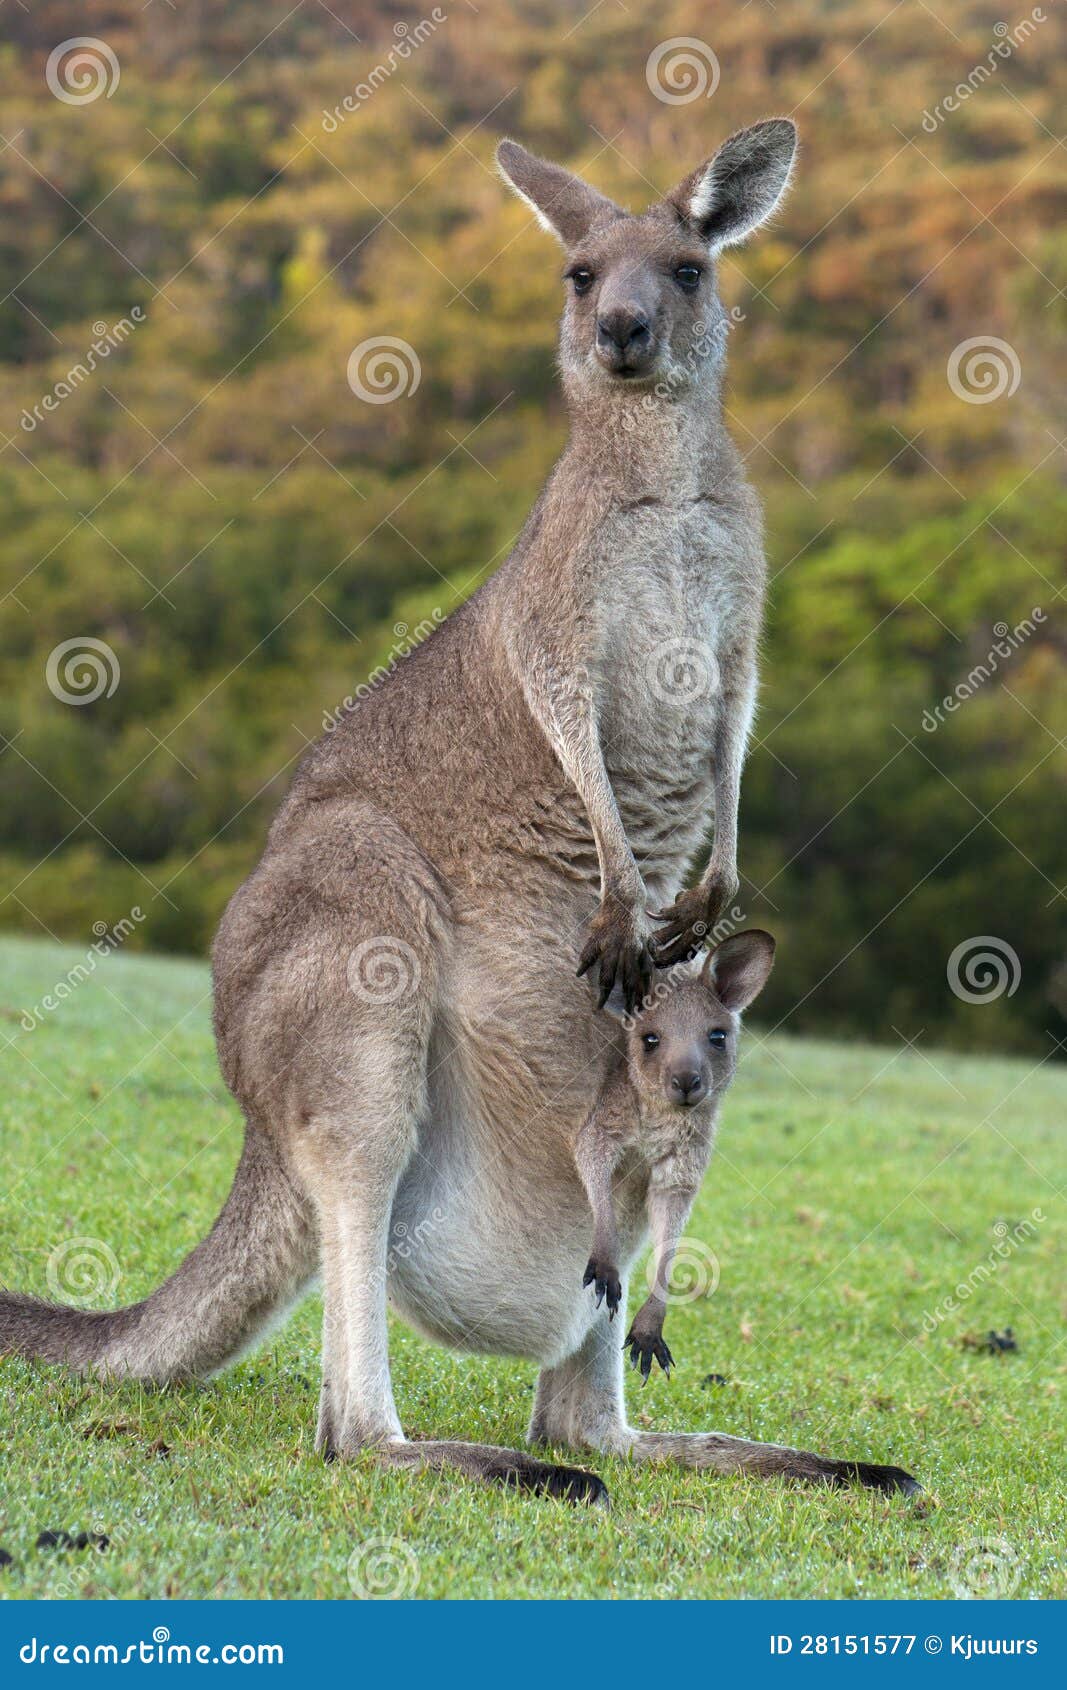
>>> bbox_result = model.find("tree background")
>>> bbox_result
[1,0,1064,1054]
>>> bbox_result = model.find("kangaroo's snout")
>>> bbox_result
[595,305,655,375]
[669,1066,706,1107]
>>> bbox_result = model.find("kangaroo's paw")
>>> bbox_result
[383,1439,610,1506]
[650,870,739,968]
[577,899,653,1015]
[583,1258,622,1319]
[830,1459,922,1497]
[624,1323,675,1382]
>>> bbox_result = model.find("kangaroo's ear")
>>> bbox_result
[701,929,776,1011]
[496,139,623,247]
[666,119,796,252]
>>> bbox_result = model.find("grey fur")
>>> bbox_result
[0,125,918,1502]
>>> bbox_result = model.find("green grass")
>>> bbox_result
[0,935,1063,1601]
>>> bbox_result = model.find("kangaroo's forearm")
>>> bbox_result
[702,671,757,891]
[537,680,643,908]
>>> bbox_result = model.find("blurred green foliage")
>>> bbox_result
[0,0,1064,1053]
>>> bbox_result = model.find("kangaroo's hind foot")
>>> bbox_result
[532,1300,919,1496]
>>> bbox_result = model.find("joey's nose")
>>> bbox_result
[595,307,653,370]
[670,1071,705,1106]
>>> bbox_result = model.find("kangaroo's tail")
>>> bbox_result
[0,1128,316,1382]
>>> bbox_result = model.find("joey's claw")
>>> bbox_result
[624,1325,675,1381]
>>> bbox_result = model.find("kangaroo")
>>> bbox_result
[0,123,918,1502]
[576,931,775,1382]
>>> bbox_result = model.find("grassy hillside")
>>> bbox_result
[0,938,1062,1600]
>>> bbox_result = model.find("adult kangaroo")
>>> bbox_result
[1,123,917,1502]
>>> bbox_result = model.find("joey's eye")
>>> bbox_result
[569,267,595,295]
[642,1032,660,1051]
[708,1029,728,1049]
[674,264,702,290]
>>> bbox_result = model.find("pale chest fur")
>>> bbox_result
[592,502,753,866]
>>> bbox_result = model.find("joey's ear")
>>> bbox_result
[496,139,623,247]
[666,119,796,252]
[701,929,776,1012]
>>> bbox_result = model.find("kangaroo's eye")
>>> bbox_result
[674,264,702,290]
[708,1029,728,1048]
[568,267,595,295]
[642,1032,660,1051]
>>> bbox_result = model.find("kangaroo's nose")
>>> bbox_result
[596,307,651,353]
[670,1070,704,1104]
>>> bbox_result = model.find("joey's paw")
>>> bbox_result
[651,872,738,968]
[582,1257,622,1319]
[577,902,653,1015]
[624,1323,675,1382]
